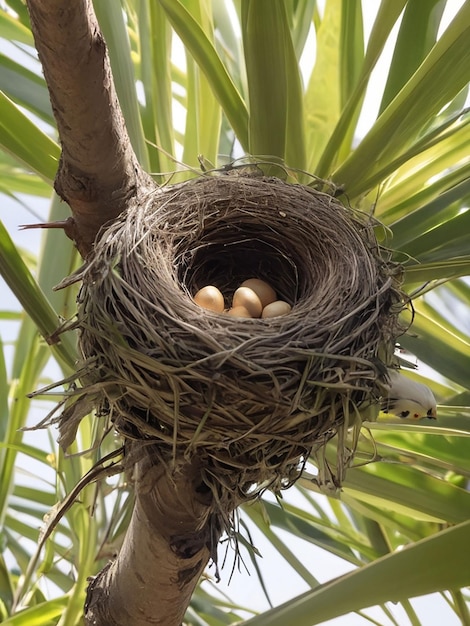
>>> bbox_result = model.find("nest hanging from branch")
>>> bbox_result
[59,174,405,511]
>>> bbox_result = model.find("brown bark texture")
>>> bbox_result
[26,0,154,257]
[85,450,220,626]
[25,1,219,623]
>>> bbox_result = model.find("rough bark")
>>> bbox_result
[25,1,219,623]
[26,0,154,257]
[85,450,221,626]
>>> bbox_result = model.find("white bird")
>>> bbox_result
[381,369,437,420]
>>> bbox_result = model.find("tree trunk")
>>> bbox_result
[85,449,221,626]
[26,1,219,623]
[26,0,154,257]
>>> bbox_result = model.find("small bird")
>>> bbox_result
[381,369,437,420]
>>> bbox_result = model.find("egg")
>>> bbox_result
[227,306,252,318]
[232,287,263,317]
[240,278,276,308]
[193,286,224,313]
[261,300,292,318]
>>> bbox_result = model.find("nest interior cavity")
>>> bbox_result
[63,174,404,507]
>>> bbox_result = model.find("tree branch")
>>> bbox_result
[24,2,229,621]
[25,2,220,622]
[85,451,221,626]
[26,0,154,257]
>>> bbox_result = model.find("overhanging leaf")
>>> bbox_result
[0,91,59,182]
[158,0,249,148]
[0,220,75,371]
[240,520,470,626]
[334,1,470,196]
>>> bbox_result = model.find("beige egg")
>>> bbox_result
[261,300,292,318]
[241,278,276,308]
[227,305,252,318]
[193,286,224,313]
[232,287,263,318]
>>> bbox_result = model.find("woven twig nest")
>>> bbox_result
[61,174,404,509]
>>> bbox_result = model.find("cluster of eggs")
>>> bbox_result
[193,278,292,319]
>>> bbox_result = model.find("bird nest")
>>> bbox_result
[58,174,405,510]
